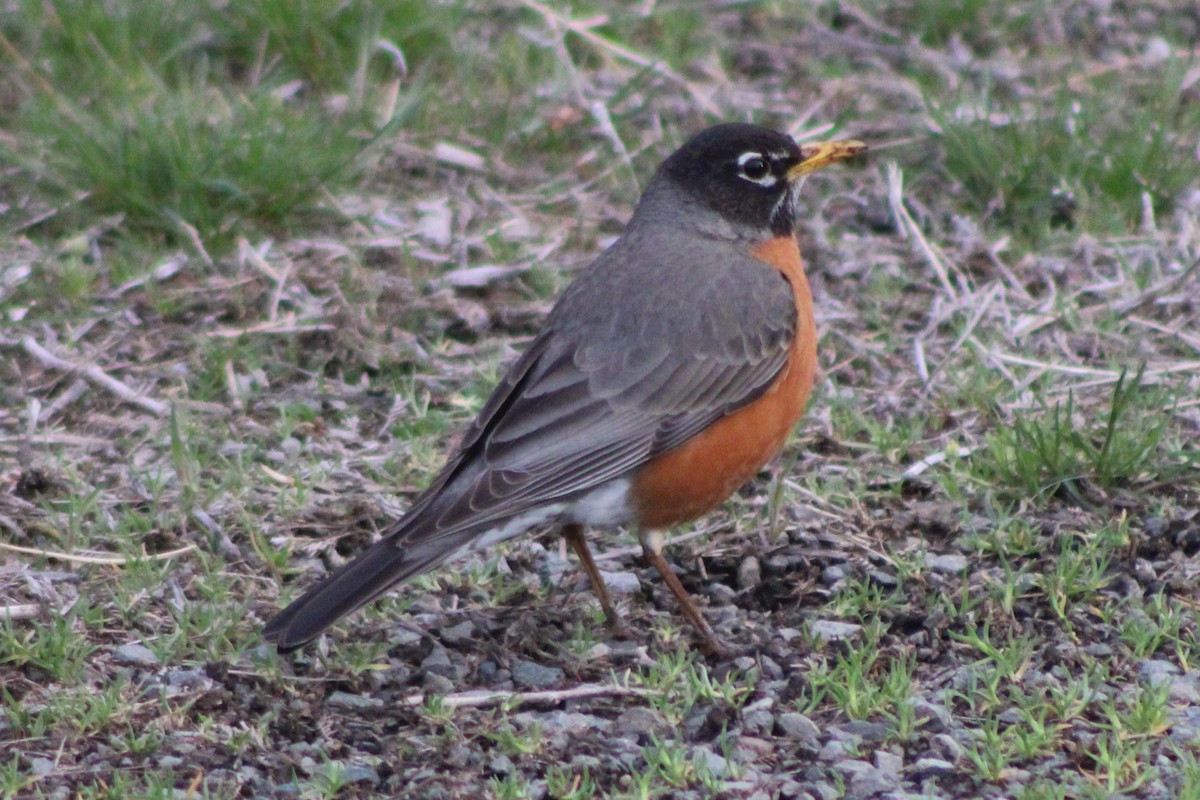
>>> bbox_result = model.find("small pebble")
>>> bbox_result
[834,720,891,743]
[438,620,475,645]
[759,655,784,681]
[511,659,564,689]
[867,570,898,588]
[734,656,758,672]
[873,750,902,774]
[925,553,968,574]
[113,643,159,668]
[810,782,840,800]
[810,620,862,643]
[488,754,515,776]
[763,554,792,575]
[445,743,471,769]
[1167,673,1200,705]
[1138,659,1181,680]
[736,736,774,757]
[820,565,846,585]
[682,703,734,741]
[1170,707,1200,743]
[1145,36,1172,61]
[905,696,952,732]
[742,708,774,736]
[326,691,384,712]
[569,755,602,773]
[421,646,460,680]
[164,668,207,689]
[835,759,896,798]
[779,782,810,800]
[776,712,821,746]
[932,733,966,761]
[738,556,762,591]
[1143,517,1167,537]
[599,570,641,596]
[513,710,610,735]
[819,740,851,762]
[390,627,424,647]
[912,757,956,776]
[615,707,669,741]
[776,627,804,642]
[691,745,728,778]
[584,643,611,660]
[705,582,738,603]
[537,550,569,586]
[344,765,380,786]
[423,672,455,695]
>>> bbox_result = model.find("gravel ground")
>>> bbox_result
[2,2,1199,798]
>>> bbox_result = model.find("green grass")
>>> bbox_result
[932,60,1199,243]
[798,621,917,721]
[546,763,600,799]
[1121,593,1193,666]
[3,1,1200,797]
[1174,752,1200,800]
[0,753,33,800]
[973,368,1173,503]
[624,647,754,726]
[0,603,98,684]
[2,0,428,252]
[34,90,375,241]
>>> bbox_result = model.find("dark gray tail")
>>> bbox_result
[263,539,424,652]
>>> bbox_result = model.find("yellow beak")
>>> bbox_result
[788,140,868,179]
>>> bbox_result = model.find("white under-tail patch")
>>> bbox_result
[462,504,567,555]
[568,478,633,527]
[468,478,634,544]
[442,479,634,566]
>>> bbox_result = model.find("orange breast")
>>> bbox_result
[630,236,817,529]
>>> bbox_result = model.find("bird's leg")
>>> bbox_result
[563,523,630,638]
[639,530,733,658]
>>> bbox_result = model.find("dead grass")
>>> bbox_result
[2,1,1199,798]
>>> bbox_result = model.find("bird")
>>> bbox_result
[264,123,866,656]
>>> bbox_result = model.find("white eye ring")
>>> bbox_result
[736,151,776,186]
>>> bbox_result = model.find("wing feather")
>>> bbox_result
[266,226,804,651]
[385,228,800,548]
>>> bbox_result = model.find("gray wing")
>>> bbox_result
[391,226,799,546]
[263,228,800,650]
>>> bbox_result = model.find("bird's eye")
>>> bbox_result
[736,153,773,184]
[741,156,769,179]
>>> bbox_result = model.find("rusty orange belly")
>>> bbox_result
[629,236,817,529]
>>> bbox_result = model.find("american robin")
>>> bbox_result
[264,124,865,656]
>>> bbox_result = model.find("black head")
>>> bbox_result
[650,123,864,238]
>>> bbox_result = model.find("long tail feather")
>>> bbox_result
[264,539,434,652]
